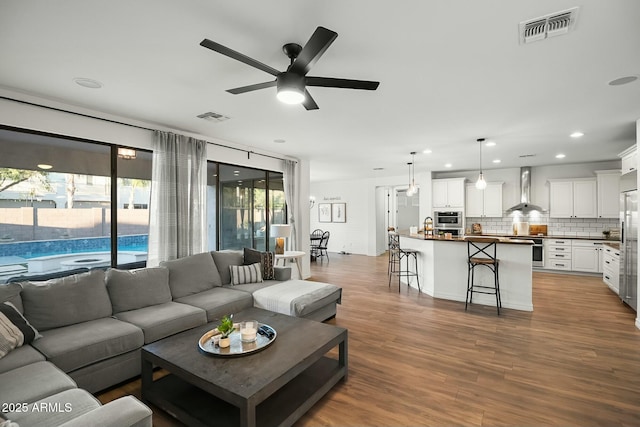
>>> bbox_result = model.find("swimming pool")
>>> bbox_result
[0,235,148,261]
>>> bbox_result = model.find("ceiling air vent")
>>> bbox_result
[197,111,230,122]
[519,7,579,44]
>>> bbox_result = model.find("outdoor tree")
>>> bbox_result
[126,179,150,209]
[0,168,51,193]
[66,174,76,209]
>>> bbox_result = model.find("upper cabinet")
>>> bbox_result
[433,178,465,209]
[465,182,503,217]
[596,170,621,218]
[548,178,597,218]
[619,145,637,175]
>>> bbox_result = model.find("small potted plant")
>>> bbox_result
[217,315,234,348]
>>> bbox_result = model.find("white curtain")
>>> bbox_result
[283,160,298,251]
[147,131,207,266]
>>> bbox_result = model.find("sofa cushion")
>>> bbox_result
[57,395,153,427]
[30,317,143,373]
[0,344,45,374]
[211,251,244,285]
[175,287,253,322]
[230,263,263,285]
[8,388,101,427]
[20,270,112,331]
[0,283,23,314]
[252,280,343,317]
[0,302,41,359]
[161,252,222,299]
[243,248,276,280]
[106,267,172,313]
[0,361,76,406]
[115,302,206,344]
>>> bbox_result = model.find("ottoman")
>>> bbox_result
[252,280,342,322]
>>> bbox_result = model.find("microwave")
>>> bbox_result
[434,211,463,228]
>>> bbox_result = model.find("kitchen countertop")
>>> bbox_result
[399,232,534,245]
[603,241,621,250]
[462,232,621,242]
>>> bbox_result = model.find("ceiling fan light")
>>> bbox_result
[277,73,305,105]
[276,89,305,104]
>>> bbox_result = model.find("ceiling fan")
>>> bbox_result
[200,26,379,110]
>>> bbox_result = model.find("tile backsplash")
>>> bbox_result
[466,214,619,238]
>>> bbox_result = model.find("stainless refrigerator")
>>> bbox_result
[620,190,638,311]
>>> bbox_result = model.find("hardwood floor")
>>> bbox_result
[98,253,640,426]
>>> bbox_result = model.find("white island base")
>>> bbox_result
[398,236,533,311]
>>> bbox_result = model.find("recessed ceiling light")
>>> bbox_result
[37,164,53,170]
[492,159,501,164]
[73,77,103,89]
[444,163,452,168]
[570,131,584,138]
[423,149,432,154]
[485,141,496,147]
[608,76,638,86]
[373,167,384,170]
[556,153,566,159]
[273,139,286,143]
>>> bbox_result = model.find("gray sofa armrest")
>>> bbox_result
[274,265,291,281]
[57,396,152,427]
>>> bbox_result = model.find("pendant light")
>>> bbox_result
[406,151,417,196]
[475,138,487,190]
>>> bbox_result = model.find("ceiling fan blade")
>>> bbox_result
[302,90,319,110]
[227,80,277,95]
[306,76,380,90]
[200,39,280,77]
[289,27,337,76]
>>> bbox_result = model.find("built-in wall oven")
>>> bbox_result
[532,238,544,267]
[435,211,463,228]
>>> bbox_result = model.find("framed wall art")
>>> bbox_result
[318,203,332,222]
[332,203,346,223]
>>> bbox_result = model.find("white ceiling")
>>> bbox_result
[0,0,639,182]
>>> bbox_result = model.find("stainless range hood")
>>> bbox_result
[505,167,544,214]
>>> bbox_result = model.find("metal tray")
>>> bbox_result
[198,323,276,357]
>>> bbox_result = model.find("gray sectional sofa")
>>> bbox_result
[0,248,341,427]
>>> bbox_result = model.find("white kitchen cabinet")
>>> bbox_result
[620,145,637,175]
[465,182,503,217]
[596,170,621,219]
[602,245,620,294]
[548,179,597,218]
[571,240,604,273]
[433,178,465,209]
[545,239,572,271]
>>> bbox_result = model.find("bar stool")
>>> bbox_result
[388,233,421,293]
[465,237,501,315]
[388,232,400,276]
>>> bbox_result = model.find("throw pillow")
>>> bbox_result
[243,248,276,280]
[0,301,41,359]
[229,263,263,285]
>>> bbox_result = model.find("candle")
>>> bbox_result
[240,320,258,343]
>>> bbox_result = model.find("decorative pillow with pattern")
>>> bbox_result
[229,263,264,285]
[243,247,276,280]
[0,301,41,359]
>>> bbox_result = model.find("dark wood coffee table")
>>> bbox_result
[141,307,348,427]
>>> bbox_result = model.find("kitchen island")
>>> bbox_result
[397,233,534,311]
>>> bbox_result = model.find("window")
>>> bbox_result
[0,128,112,281]
[116,148,151,268]
[217,165,284,251]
